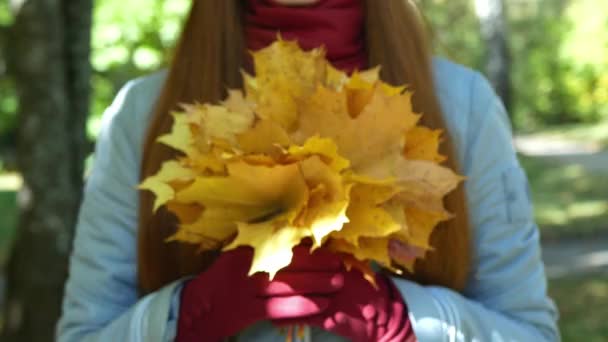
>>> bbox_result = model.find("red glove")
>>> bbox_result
[176,246,344,342]
[276,252,416,342]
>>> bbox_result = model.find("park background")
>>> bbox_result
[0,0,607,341]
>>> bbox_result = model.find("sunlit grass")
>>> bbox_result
[519,155,608,239]
[567,201,608,220]
[549,274,608,341]
[536,200,608,226]
[0,172,21,191]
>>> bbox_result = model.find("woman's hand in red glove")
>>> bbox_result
[176,246,345,342]
[275,259,416,342]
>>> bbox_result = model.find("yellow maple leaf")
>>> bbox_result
[139,161,196,211]
[179,161,307,212]
[241,154,278,166]
[183,102,255,153]
[184,150,226,174]
[171,161,309,247]
[225,220,311,279]
[403,126,447,163]
[157,112,195,156]
[325,63,348,89]
[392,185,453,217]
[222,89,255,118]
[297,156,351,248]
[330,184,403,246]
[250,38,327,89]
[397,206,452,251]
[345,68,406,118]
[292,85,420,180]
[288,136,350,172]
[328,236,392,270]
[393,160,463,196]
[237,119,290,155]
[245,38,331,130]
[247,80,299,130]
[165,201,202,225]
[346,70,378,118]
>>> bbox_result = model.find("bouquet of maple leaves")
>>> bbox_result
[140,39,462,284]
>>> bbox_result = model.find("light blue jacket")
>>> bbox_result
[57,58,559,342]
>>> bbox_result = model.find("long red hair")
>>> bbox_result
[137,0,471,294]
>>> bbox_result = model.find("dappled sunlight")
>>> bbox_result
[567,201,608,220]
[562,164,586,178]
[543,121,608,147]
[515,121,608,154]
[586,279,608,299]
[536,206,570,226]
[514,136,602,156]
[519,153,608,237]
[0,173,21,192]
[536,200,608,228]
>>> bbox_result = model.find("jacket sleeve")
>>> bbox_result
[56,79,184,342]
[391,73,560,342]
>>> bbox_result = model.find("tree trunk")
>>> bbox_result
[1,0,92,341]
[475,0,512,112]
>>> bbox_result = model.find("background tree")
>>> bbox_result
[0,0,92,341]
[475,0,512,111]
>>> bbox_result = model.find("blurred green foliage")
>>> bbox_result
[510,0,608,128]
[0,0,606,151]
[0,1,16,158]
[520,153,608,239]
[422,0,608,129]
[88,0,189,137]
[420,0,485,71]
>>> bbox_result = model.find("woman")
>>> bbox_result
[57,0,559,341]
